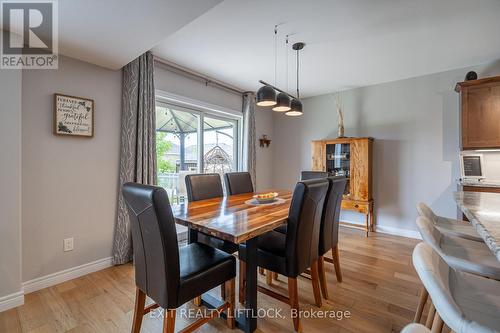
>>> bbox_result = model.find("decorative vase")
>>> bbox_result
[335,93,345,138]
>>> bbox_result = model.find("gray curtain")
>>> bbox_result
[242,92,257,187]
[112,51,156,265]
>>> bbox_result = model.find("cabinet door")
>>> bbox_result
[311,141,325,171]
[350,140,371,201]
[462,84,500,149]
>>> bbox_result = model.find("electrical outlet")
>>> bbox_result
[63,238,74,252]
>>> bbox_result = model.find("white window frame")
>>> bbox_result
[155,90,243,173]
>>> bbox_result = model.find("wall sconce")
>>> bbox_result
[259,135,271,148]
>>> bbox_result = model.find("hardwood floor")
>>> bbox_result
[0,228,426,333]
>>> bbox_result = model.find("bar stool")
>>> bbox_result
[417,203,482,242]
[416,216,500,280]
[412,242,500,333]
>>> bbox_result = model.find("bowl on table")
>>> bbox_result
[253,192,279,204]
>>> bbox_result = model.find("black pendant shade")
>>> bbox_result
[272,92,291,112]
[256,85,277,106]
[285,98,303,116]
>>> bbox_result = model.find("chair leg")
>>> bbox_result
[310,259,323,307]
[131,288,146,333]
[288,278,302,332]
[317,256,329,300]
[331,245,342,282]
[225,278,235,329]
[273,272,279,281]
[259,267,265,275]
[193,296,202,306]
[239,260,246,305]
[431,311,444,333]
[163,309,176,333]
[414,287,429,323]
[266,270,273,285]
[220,285,226,300]
[425,302,436,328]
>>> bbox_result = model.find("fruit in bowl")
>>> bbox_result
[253,192,279,204]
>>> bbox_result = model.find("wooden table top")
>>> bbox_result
[172,190,292,244]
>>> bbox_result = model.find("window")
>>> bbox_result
[155,94,241,204]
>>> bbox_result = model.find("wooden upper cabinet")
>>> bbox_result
[456,76,500,149]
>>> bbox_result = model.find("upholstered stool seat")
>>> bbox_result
[417,202,482,242]
[413,242,500,333]
[416,216,500,280]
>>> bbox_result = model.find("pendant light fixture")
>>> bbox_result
[257,25,304,117]
[257,25,279,107]
[286,42,304,116]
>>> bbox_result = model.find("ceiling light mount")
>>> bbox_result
[292,42,305,51]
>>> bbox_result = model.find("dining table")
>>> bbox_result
[454,191,500,262]
[171,189,293,333]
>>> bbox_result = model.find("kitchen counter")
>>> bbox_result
[458,180,500,188]
[454,191,500,261]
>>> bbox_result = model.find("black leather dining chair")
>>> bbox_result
[317,177,346,299]
[185,173,224,201]
[224,171,254,195]
[122,183,236,333]
[300,170,328,180]
[274,177,346,300]
[238,179,329,332]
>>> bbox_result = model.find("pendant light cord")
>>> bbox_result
[296,47,300,98]
[274,25,277,86]
[286,35,289,93]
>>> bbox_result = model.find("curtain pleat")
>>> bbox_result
[242,92,257,187]
[112,51,156,265]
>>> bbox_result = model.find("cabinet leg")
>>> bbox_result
[369,203,375,232]
[365,213,369,237]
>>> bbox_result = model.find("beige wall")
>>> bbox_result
[0,69,23,298]
[22,56,122,281]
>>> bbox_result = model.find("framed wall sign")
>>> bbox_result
[53,93,94,137]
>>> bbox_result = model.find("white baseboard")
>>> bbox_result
[375,225,422,239]
[0,291,24,312]
[22,257,113,294]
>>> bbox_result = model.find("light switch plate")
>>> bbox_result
[63,238,74,252]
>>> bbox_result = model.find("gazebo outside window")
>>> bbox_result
[155,102,238,204]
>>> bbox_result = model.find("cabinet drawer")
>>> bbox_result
[341,200,370,214]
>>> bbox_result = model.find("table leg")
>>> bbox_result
[188,227,198,244]
[244,238,258,333]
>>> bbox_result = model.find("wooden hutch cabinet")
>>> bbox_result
[311,137,374,236]
[455,76,500,149]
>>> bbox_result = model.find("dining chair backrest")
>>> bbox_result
[286,179,329,277]
[319,177,347,255]
[122,183,180,309]
[300,170,328,181]
[224,172,254,195]
[412,242,500,333]
[185,173,223,202]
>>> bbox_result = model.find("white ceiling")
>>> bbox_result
[1,0,222,69]
[153,0,500,97]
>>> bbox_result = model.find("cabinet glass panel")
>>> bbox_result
[326,143,350,195]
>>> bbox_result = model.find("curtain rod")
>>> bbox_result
[153,56,247,96]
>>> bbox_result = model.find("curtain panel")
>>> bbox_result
[242,92,257,187]
[112,51,156,265]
